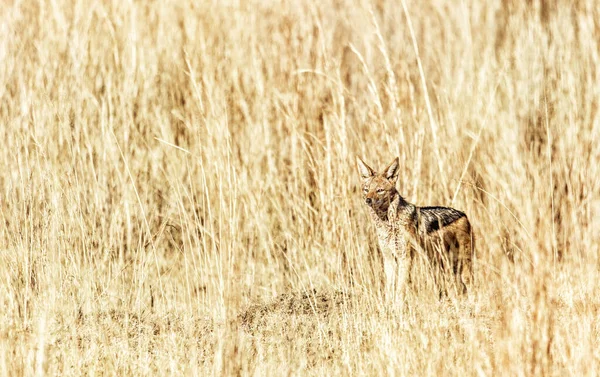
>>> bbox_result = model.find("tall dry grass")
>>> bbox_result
[0,0,599,375]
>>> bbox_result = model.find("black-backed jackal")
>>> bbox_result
[356,156,474,301]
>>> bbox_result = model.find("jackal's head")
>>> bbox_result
[356,157,400,214]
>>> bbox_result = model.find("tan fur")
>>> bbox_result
[356,156,474,301]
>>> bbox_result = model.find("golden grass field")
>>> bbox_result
[1,0,599,375]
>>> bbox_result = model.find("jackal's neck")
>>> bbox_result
[388,193,416,225]
[367,189,412,224]
[368,206,388,223]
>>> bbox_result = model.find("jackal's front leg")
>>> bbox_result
[382,256,397,303]
[396,256,412,303]
[382,254,412,305]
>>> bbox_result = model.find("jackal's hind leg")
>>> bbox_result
[448,234,468,295]
[454,260,468,295]
[459,231,474,291]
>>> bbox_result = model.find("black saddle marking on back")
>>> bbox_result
[419,206,466,234]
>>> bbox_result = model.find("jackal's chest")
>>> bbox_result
[375,224,412,259]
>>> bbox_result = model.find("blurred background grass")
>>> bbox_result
[0,0,599,375]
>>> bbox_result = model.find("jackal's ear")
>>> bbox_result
[356,157,375,180]
[384,157,400,184]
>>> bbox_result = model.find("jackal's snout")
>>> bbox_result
[365,197,372,205]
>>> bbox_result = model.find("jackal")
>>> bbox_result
[356,156,474,301]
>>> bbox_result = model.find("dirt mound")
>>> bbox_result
[238,288,355,334]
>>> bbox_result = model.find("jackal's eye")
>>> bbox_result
[376,188,385,194]
[362,187,368,194]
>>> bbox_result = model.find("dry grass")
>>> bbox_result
[1,0,599,375]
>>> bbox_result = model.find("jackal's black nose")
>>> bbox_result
[365,198,372,205]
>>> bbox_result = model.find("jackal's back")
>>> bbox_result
[418,206,467,234]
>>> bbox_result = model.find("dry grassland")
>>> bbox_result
[1,0,599,375]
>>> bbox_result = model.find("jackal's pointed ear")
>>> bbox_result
[384,157,400,184]
[356,157,375,180]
